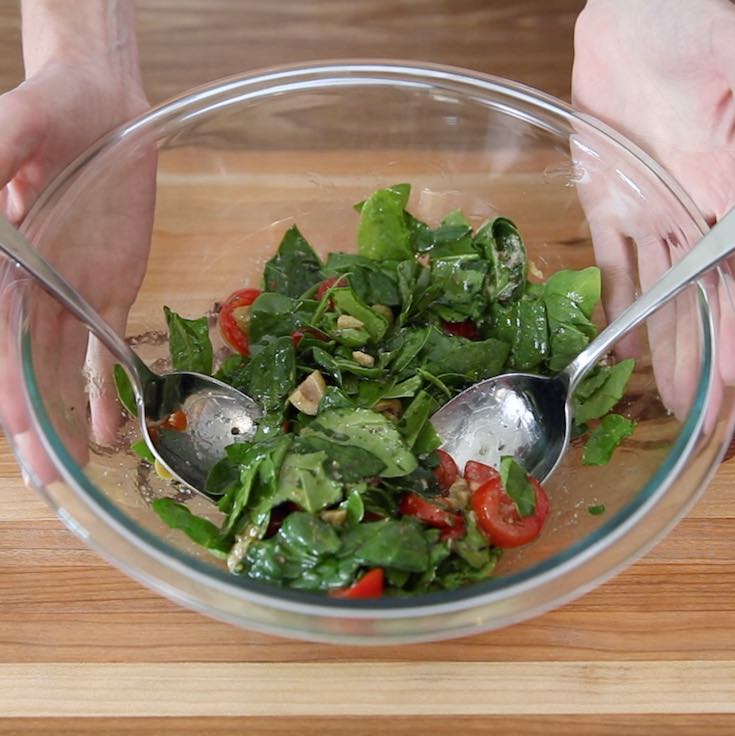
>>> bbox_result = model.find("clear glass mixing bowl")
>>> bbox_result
[2,62,733,643]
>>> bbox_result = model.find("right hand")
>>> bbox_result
[572,0,735,420]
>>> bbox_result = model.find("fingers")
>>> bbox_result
[87,306,129,445]
[0,87,45,213]
[0,283,91,485]
[588,218,641,359]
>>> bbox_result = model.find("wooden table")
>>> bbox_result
[2,1,735,733]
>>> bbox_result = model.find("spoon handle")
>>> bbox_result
[563,207,735,392]
[0,216,154,391]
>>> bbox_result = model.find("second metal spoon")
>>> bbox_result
[432,208,735,480]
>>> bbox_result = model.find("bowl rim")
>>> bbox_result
[16,60,723,639]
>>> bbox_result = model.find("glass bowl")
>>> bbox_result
[2,62,733,643]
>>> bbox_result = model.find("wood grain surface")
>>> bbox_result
[2,1,735,733]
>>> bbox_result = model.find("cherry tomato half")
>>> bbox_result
[399,491,465,534]
[433,449,459,493]
[471,475,549,548]
[464,460,501,492]
[330,568,384,599]
[163,409,188,432]
[442,319,479,340]
[218,288,261,356]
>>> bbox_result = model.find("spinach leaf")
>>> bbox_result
[574,358,635,424]
[452,513,493,569]
[357,184,413,261]
[236,336,295,413]
[419,328,510,384]
[583,413,636,466]
[574,364,610,400]
[325,253,401,306]
[318,385,354,412]
[262,225,324,298]
[303,407,418,478]
[113,364,137,417]
[475,217,527,303]
[385,374,423,398]
[131,438,154,462]
[354,374,422,408]
[381,327,432,375]
[280,511,342,556]
[152,498,229,556]
[294,433,386,482]
[544,267,601,371]
[415,211,476,258]
[214,354,250,388]
[310,346,342,385]
[396,259,437,324]
[272,450,343,512]
[435,549,500,591]
[489,295,549,371]
[340,488,365,527]
[545,266,601,318]
[218,436,292,534]
[429,255,489,322]
[331,287,389,341]
[320,311,371,349]
[339,519,430,572]
[332,354,384,380]
[402,529,452,594]
[246,512,354,590]
[247,293,318,352]
[204,450,244,497]
[163,306,213,374]
[397,390,438,450]
[359,485,398,518]
[413,420,443,455]
[500,456,536,517]
[380,464,441,497]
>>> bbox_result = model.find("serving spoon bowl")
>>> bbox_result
[432,207,735,480]
[0,215,261,492]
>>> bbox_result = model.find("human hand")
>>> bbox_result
[572,0,735,419]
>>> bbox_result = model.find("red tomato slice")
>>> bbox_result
[163,409,188,432]
[464,460,501,492]
[218,288,261,356]
[433,449,458,493]
[316,276,348,305]
[330,568,384,599]
[399,492,465,534]
[471,475,549,548]
[442,320,479,340]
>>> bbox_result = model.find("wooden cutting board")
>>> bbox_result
[0,439,734,732]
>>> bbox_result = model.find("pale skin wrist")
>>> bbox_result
[21,0,143,91]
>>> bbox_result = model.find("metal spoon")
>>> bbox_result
[432,208,735,481]
[0,216,261,493]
